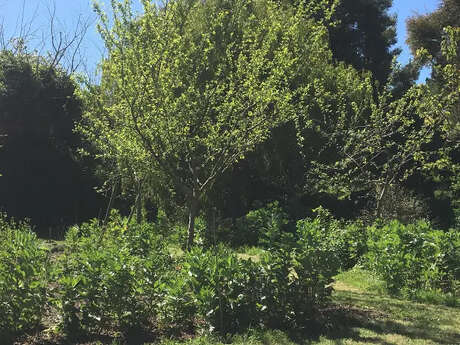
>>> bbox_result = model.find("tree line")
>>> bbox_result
[0,0,458,244]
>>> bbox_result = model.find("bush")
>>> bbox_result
[365,219,459,297]
[162,245,263,334]
[0,214,49,340]
[57,212,172,336]
[163,212,343,334]
[232,202,293,248]
[302,207,367,270]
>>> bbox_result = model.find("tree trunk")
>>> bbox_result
[136,186,143,224]
[375,182,389,219]
[186,195,199,251]
[103,181,118,225]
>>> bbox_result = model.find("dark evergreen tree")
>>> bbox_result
[329,0,398,86]
[0,50,102,236]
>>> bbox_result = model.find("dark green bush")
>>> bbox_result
[0,214,49,340]
[232,202,292,248]
[57,212,172,335]
[365,220,459,297]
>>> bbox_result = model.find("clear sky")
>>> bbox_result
[0,0,440,81]
[392,0,440,82]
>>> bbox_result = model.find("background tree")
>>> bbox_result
[417,27,460,226]
[0,50,102,235]
[407,0,460,225]
[208,0,401,225]
[310,27,459,224]
[407,0,460,68]
[329,0,398,86]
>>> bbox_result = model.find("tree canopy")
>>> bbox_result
[407,0,460,67]
[81,0,346,248]
[329,0,398,86]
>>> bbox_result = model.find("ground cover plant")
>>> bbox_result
[12,262,460,345]
[158,211,347,335]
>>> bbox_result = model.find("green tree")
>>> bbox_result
[406,1,460,225]
[310,27,460,220]
[208,0,401,223]
[407,0,460,68]
[81,0,337,248]
[417,27,460,225]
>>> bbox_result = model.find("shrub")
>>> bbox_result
[249,212,343,329]
[57,212,172,336]
[233,202,293,248]
[0,214,49,340]
[365,219,459,297]
[304,207,367,270]
[162,245,263,334]
[164,214,342,334]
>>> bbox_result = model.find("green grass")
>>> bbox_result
[334,266,388,295]
[336,266,459,307]
[328,281,460,344]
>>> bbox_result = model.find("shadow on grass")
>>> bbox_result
[287,289,460,345]
[14,326,161,345]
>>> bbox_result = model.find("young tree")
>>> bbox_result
[81,0,337,248]
[206,0,400,222]
[416,27,460,224]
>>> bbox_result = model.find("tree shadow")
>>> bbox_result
[287,291,460,345]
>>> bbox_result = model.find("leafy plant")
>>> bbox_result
[57,212,171,335]
[0,214,49,340]
[164,245,263,335]
[301,207,367,270]
[365,219,459,297]
[233,202,292,248]
[166,213,345,334]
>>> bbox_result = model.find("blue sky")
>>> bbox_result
[392,0,439,82]
[0,0,440,81]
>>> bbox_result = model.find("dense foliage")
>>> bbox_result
[0,50,101,235]
[407,0,460,68]
[165,215,344,334]
[365,220,459,297]
[80,0,357,248]
[57,213,171,336]
[329,0,398,85]
[56,212,343,336]
[0,0,459,343]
